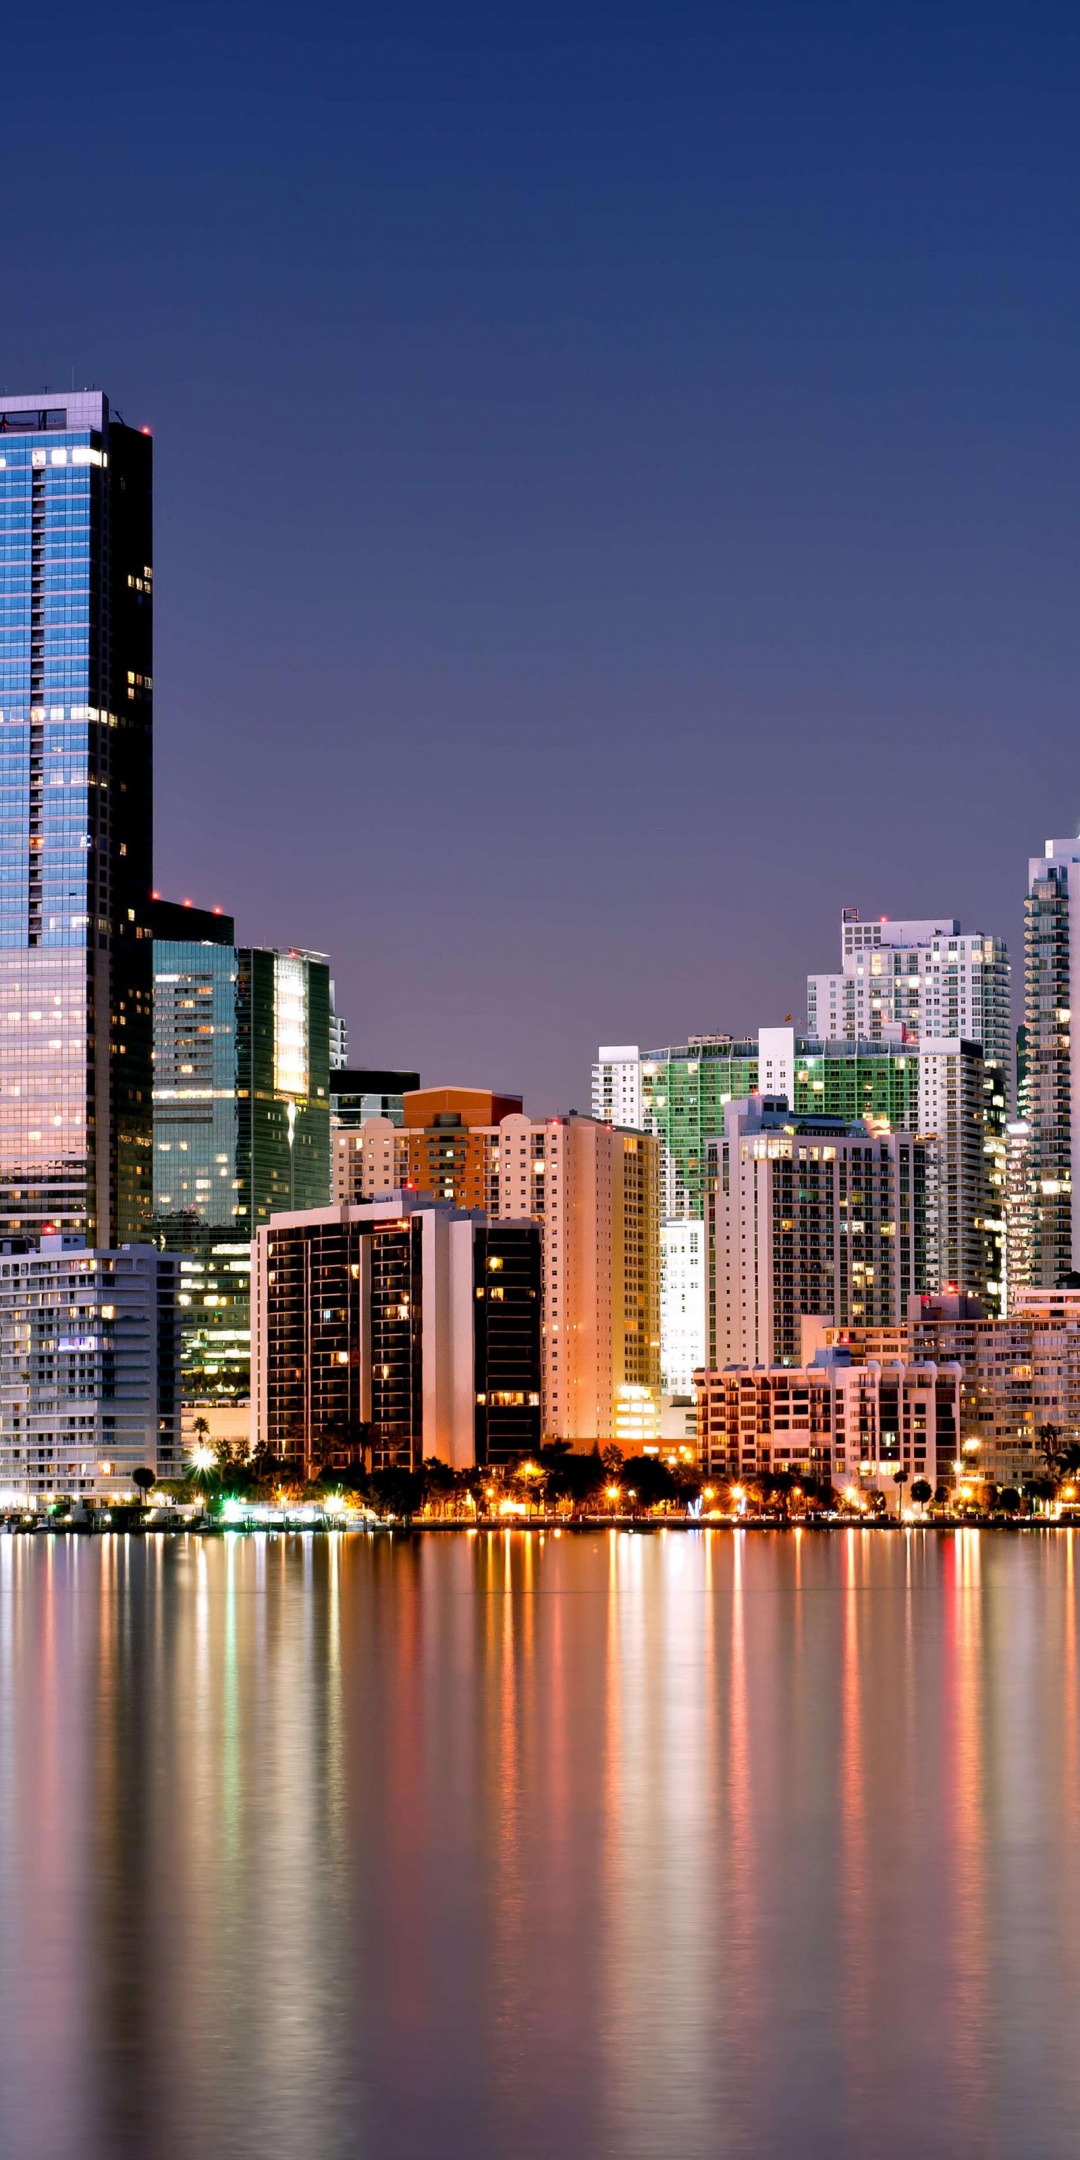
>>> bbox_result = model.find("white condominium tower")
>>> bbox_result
[591,1046,644,1130]
[807,910,1010,1068]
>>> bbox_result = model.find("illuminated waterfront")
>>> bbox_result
[1,1529,1079,2158]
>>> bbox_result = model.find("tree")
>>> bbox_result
[618,1455,679,1513]
[1034,1424,1080,1488]
[367,1466,423,1521]
[999,1487,1022,1514]
[911,1479,932,1507]
[131,1467,155,1497]
[893,1467,909,1517]
[600,1443,624,1476]
[540,1446,604,1512]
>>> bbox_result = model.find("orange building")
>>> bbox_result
[334,1087,523,1211]
[400,1088,522,1208]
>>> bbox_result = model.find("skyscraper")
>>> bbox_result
[0,392,154,1245]
[708,1095,931,1367]
[807,909,1011,1066]
[1023,838,1080,1285]
[151,900,332,1400]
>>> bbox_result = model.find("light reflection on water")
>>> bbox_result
[0,1529,1078,2158]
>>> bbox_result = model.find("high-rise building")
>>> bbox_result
[1004,1118,1035,1311]
[0,1233,180,1504]
[1024,838,1080,1285]
[484,1111,661,1445]
[251,1195,542,1475]
[151,901,331,1400]
[0,391,155,1247]
[709,1096,931,1367]
[759,1026,1004,1309]
[329,980,349,1070]
[659,1218,706,1395]
[807,909,1010,1066]
[640,1039,757,1217]
[330,1067,420,1130]
[333,1087,522,1212]
[592,1046,645,1130]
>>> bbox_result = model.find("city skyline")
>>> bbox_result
[6,1,1080,1109]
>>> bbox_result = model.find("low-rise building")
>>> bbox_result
[0,1236,181,1505]
[695,1350,961,1507]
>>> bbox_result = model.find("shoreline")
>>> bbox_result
[3,1515,1074,1537]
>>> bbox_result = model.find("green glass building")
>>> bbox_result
[150,901,331,1402]
[642,1035,923,1218]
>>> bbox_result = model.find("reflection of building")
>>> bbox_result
[0,391,156,1246]
[251,1195,541,1474]
[0,1233,181,1503]
[709,1096,931,1368]
[695,1349,961,1506]
[151,902,331,1401]
[659,1218,706,1394]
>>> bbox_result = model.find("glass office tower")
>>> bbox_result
[0,391,153,1244]
[151,901,331,1400]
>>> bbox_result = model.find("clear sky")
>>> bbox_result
[7,0,1080,1109]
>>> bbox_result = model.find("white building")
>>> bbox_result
[0,1237,182,1506]
[659,1218,706,1394]
[760,1023,1004,1307]
[710,1096,931,1368]
[807,910,1010,1068]
[591,1046,644,1130]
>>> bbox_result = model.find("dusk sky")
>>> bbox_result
[8,0,1080,1109]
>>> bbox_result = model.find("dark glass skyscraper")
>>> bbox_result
[0,391,153,1244]
[150,901,331,1400]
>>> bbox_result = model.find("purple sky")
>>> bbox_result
[7,0,1080,1110]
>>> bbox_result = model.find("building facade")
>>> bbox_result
[251,1196,542,1474]
[592,1046,645,1130]
[0,1234,180,1504]
[709,1096,931,1368]
[659,1217,706,1395]
[1024,839,1080,1285]
[807,909,1010,1066]
[695,1352,961,1506]
[484,1112,662,1446]
[329,1066,420,1130]
[0,391,156,1247]
[151,902,331,1401]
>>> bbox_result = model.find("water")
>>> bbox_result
[0,1528,1078,2158]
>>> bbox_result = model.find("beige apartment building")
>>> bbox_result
[799,1287,1080,1488]
[486,1113,661,1447]
[695,1354,961,1507]
[333,1103,661,1447]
